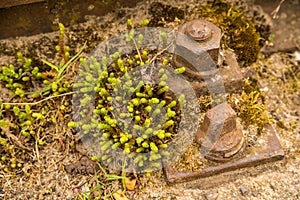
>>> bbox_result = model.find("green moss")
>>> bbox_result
[197,0,260,66]
[234,78,270,130]
[75,53,183,166]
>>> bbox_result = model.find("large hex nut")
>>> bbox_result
[195,102,245,162]
[173,19,221,73]
[196,102,237,140]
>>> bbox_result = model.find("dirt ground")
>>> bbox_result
[0,0,299,199]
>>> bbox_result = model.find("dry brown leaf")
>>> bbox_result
[125,177,137,191]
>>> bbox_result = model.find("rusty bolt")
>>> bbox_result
[195,102,245,162]
[173,19,244,95]
[173,19,221,74]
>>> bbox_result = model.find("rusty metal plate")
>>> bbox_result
[176,50,243,97]
[164,124,284,184]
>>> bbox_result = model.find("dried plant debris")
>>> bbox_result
[65,156,99,175]
[148,2,185,27]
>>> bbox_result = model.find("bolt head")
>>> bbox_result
[186,20,212,41]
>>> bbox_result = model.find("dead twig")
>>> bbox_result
[3,128,32,152]
[271,0,285,19]
[2,91,75,106]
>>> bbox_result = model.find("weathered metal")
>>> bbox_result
[165,19,284,184]
[196,102,245,162]
[173,19,243,95]
[177,50,243,96]
[219,51,243,93]
[173,19,221,73]
[185,20,212,42]
[0,0,140,39]
[165,124,284,184]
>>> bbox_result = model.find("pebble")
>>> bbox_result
[269,183,276,191]
[205,191,219,200]
[240,186,249,196]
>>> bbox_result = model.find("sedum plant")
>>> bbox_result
[0,23,83,173]
[71,23,189,173]
[72,55,185,171]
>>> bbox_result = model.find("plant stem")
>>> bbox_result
[2,92,75,106]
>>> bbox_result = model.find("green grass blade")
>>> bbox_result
[25,75,65,95]
[56,41,87,79]
[41,59,59,72]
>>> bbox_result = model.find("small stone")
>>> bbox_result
[269,183,276,191]
[294,51,300,61]
[240,186,249,196]
[205,191,219,200]
[252,190,258,197]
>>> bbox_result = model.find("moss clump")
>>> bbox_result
[232,78,270,130]
[197,0,260,66]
